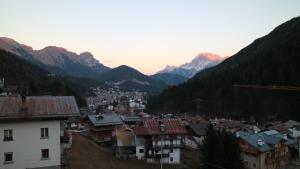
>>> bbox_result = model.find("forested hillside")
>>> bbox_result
[147,17,300,122]
[0,49,89,106]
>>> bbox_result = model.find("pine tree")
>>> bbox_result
[200,125,245,169]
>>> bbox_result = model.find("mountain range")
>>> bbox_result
[150,73,188,86]
[0,37,222,93]
[147,16,300,122]
[0,48,88,106]
[0,37,109,78]
[0,38,172,93]
[157,53,224,78]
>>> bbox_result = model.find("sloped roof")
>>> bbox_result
[285,120,300,128]
[189,123,208,136]
[88,113,123,127]
[238,130,296,153]
[133,119,188,136]
[121,115,142,123]
[0,96,79,121]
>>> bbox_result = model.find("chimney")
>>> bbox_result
[20,95,28,113]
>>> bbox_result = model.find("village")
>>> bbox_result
[1,78,300,169]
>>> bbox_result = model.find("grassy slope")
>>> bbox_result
[68,133,196,169]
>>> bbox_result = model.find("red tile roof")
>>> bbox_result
[133,119,188,136]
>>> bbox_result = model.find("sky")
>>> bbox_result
[0,0,299,75]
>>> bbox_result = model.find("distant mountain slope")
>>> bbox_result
[158,53,223,78]
[0,49,89,106]
[98,65,168,93]
[148,16,300,121]
[0,37,110,77]
[150,73,188,86]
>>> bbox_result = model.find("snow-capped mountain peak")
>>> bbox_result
[158,53,224,78]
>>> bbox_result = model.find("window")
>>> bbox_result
[170,148,173,153]
[139,149,144,153]
[4,152,13,164]
[170,157,173,162]
[4,129,13,141]
[41,128,49,138]
[41,149,49,160]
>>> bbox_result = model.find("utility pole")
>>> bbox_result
[159,122,165,169]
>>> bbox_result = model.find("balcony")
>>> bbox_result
[148,153,170,159]
[265,155,289,165]
[153,144,181,149]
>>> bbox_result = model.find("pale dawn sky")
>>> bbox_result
[0,0,299,74]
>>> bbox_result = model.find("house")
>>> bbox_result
[114,126,136,158]
[0,96,79,169]
[285,120,300,138]
[86,112,123,142]
[184,122,208,149]
[210,118,245,133]
[64,116,84,130]
[133,119,188,164]
[121,116,142,125]
[237,130,296,169]
[137,111,150,118]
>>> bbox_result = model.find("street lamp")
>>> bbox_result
[159,123,166,169]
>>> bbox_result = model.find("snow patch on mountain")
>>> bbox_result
[158,53,224,78]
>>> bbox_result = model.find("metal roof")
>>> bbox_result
[88,113,123,127]
[0,96,79,121]
[134,119,188,136]
[121,116,142,123]
[285,120,300,128]
[264,130,279,135]
[238,130,297,153]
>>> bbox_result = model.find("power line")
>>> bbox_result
[233,84,300,91]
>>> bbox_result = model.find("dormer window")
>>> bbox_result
[4,129,13,141]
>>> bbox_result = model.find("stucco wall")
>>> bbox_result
[0,120,61,169]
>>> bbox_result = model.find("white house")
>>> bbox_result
[0,96,79,169]
[285,120,300,138]
[133,119,187,164]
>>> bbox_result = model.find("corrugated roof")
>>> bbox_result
[0,96,79,120]
[88,113,123,127]
[134,119,188,136]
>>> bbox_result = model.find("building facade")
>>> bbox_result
[1,121,61,169]
[237,130,296,169]
[0,96,79,169]
[134,119,187,164]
